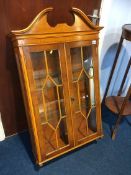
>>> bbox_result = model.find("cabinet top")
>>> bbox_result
[11,7,103,37]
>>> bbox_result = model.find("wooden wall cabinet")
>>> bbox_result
[11,7,103,165]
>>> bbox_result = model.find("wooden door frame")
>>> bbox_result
[65,40,103,145]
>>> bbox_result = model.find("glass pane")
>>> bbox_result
[79,73,90,116]
[30,51,46,89]
[58,118,69,146]
[43,79,60,129]
[42,117,69,154]
[42,124,57,154]
[70,47,82,81]
[88,107,97,134]
[46,50,62,84]
[59,86,66,116]
[83,46,95,105]
[83,46,94,77]
[73,82,79,112]
[70,45,96,142]
[89,78,95,106]
[74,112,87,141]
[30,51,47,122]
[37,91,46,123]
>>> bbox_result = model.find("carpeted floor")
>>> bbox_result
[0,105,131,175]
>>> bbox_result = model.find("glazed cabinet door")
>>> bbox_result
[22,44,74,160]
[66,41,102,146]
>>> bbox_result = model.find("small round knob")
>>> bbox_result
[71,97,75,102]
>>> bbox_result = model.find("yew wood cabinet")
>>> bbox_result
[11,7,103,165]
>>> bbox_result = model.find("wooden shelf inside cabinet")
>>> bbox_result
[105,96,131,116]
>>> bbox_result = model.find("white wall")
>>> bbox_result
[0,113,5,141]
[99,0,131,99]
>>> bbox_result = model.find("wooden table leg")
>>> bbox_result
[103,36,124,102]
[112,115,123,140]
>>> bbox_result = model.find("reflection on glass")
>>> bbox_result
[89,78,95,106]
[83,46,95,105]
[83,46,93,77]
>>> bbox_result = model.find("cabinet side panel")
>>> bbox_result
[14,47,42,163]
